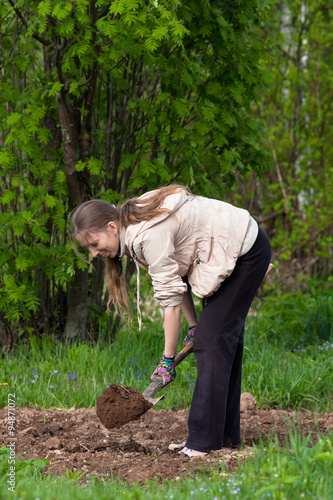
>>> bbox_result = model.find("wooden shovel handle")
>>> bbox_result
[174,340,194,366]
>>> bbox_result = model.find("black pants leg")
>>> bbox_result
[185,228,271,452]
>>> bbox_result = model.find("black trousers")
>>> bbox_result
[185,227,272,452]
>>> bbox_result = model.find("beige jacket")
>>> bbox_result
[119,190,259,310]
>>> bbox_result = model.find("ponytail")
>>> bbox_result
[105,257,131,316]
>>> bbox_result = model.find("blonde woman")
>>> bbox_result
[71,185,272,457]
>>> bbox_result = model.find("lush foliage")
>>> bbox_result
[231,0,333,284]
[0,0,275,340]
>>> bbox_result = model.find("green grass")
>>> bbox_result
[0,322,198,411]
[1,313,332,412]
[250,292,333,350]
[243,322,333,412]
[242,291,333,412]
[1,290,333,499]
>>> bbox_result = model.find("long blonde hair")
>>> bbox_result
[71,185,191,314]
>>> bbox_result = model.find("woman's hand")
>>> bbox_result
[151,354,176,384]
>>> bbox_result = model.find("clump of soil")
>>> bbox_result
[96,383,152,429]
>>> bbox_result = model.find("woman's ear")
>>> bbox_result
[107,221,118,235]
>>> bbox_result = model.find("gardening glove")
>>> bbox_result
[151,354,176,385]
[183,324,196,346]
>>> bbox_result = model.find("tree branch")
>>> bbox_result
[8,0,52,46]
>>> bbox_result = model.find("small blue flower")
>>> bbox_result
[50,385,54,389]
[68,370,78,381]
[136,370,142,379]
[54,370,58,374]
[31,379,35,384]
[12,373,16,378]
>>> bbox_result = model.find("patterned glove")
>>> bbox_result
[151,354,176,384]
[183,324,196,346]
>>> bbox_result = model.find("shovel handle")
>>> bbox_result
[142,340,193,402]
[174,340,194,367]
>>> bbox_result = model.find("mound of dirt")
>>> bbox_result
[96,384,152,429]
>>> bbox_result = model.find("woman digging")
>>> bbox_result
[70,185,272,457]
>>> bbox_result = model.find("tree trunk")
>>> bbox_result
[65,269,89,341]
[56,89,89,341]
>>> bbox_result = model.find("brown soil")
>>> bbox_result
[96,384,152,429]
[1,392,333,485]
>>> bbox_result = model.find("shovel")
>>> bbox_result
[142,339,194,406]
[96,339,194,429]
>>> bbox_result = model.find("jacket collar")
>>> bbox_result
[119,225,129,258]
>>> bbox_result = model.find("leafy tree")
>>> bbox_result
[0,0,275,343]
[233,0,333,288]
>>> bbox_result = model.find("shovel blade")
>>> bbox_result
[142,375,165,404]
[145,394,165,406]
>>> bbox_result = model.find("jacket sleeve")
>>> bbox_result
[136,228,187,307]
